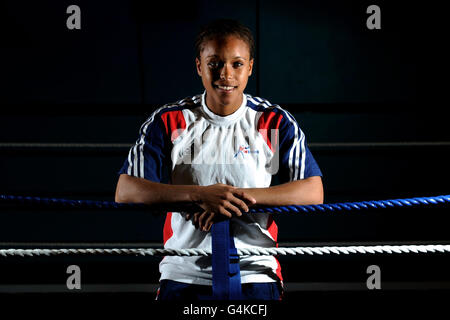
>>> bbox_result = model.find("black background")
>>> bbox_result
[0,0,448,311]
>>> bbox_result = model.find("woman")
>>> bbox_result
[115,19,323,300]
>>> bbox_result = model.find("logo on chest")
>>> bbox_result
[234,145,259,158]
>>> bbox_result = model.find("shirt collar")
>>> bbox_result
[201,91,247,125]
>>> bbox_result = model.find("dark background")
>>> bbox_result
[0,0,449,301]
[0,0,420,106]
[0,0,447,201]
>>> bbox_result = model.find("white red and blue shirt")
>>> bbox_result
[119,92,322,285]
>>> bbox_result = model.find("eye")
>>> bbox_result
[233,62,244,68]
[207,61,220,69]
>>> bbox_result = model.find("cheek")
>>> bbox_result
[203,68,219,83]
[201,69,212,84]
[237,70,250,86]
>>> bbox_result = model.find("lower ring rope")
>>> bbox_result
[1,244,449,257]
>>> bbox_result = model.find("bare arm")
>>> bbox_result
[115,174,255,216]
[236,176,324,206]
[190,176,323,232]
[115,174,322,232]
[115,173,197,205]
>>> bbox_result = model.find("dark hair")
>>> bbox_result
[195,19,255,60]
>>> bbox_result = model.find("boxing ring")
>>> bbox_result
[1,193,449,298]
[1,194,450,259]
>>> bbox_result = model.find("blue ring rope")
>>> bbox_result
[1,194,449,214]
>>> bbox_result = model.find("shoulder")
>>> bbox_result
[245,93,298,128]
[152,94,202,118]
[138,94,202,135]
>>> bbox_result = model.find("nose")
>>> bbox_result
[220,63,232,80]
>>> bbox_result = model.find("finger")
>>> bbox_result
[185,213,191,221]
[229,196,250,213]
[204,221,213,232]
[203,213,215,231]
[234,190,256,205]
[193,212,201,228]
[221,203,241,217]
[198,211,210,231]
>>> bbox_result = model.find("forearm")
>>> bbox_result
[115,174,200,205]
[239,176,324,206]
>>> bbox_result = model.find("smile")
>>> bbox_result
[213,84,238,92]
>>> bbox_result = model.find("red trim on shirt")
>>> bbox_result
[163,212,173,245]
[257,112,283,152]
[267,215,278,242]
[267,215,283,282]
[161,110,186,142]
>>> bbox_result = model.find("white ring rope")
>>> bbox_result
[1,244,449,257]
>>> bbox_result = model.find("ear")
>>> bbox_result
[195,57,202,76]
[248,58,254,76]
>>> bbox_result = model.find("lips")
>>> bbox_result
[213,84,238,92]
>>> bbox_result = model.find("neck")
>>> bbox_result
[205,93,243,116]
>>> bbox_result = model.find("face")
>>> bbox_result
[196,35,253,115]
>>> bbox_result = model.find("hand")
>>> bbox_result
[186,184,256,231]
[192,183,256,218]
[186,210,217,232]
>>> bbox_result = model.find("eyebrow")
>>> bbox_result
[206,55,247,60]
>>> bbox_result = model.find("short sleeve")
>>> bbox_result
[274,110,322,184]
[118,112,171,183]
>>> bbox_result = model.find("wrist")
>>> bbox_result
[188,185,204,204]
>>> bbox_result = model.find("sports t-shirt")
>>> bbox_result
[118,92,322,285]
